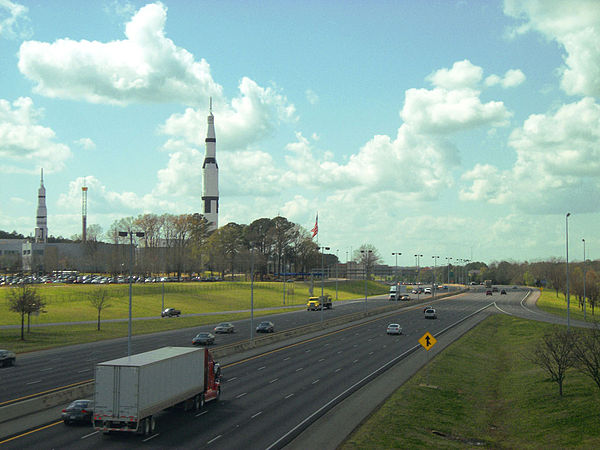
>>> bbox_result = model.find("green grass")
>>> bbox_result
[537,289,600,323]
[0,280,388,353]
[342,314,600,449]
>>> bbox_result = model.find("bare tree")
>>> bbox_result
[7,284,46,340]
[88,287,111,331]
[529,327,576,396]
[572,326,600,390]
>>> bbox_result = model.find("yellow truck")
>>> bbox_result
[306,294,333,311]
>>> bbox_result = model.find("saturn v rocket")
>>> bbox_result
[34,168,48,243]
[202,100,219,231]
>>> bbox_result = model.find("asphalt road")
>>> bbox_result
[2,287,504,449]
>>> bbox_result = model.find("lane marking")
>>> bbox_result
[196,411,208,417]
[318,358,325,362]
[78,369,90,373]
[257,366,266,371]
[26,380,41,385]
[143,433,159,442]
[335,368,341,372]
[227,376,237,382]
[236,392,247,398]
[251,411,262,419]
[296,367,303,372]
[0,420,61,445]
[207,435,222,444]
[312,379,319,385]
[494,302,513,316]
[81,431,99,439]
[269,378,279,384]
[353,359,358,363]
[285,393,294,399]
[40,367,53,372]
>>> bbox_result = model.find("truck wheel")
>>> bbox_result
[216,387,221,400]
[150,416,156,433]
[201,394,205,409]
[143,417,150,435]
[194,395,201,411]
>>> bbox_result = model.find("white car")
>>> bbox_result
[386,323,402,335]
[424,287,432,294]
[424,308,437,319]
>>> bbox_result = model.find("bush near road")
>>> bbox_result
[342,315,600,449]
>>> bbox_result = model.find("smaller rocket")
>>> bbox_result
[35,168,48,243]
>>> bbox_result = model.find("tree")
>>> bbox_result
[529,327,576,396]
[572,326,600,391]
[354,244,382,279]
[7,284,46,340]
[88,287,111,331]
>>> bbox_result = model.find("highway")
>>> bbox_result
[0,287,527,449]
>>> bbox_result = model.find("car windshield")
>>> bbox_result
[259,322,270,326]
[196,333,209,337]
[217,323,229,327]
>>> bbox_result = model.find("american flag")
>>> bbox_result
[311,214,318,238]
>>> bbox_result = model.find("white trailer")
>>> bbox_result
[93,346,220,435]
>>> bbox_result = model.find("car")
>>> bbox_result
[500,289,507,295]
[387,323,402,335]
[161,307,181,317]
[492,287,498,292]
[214,322,235,333]
[256,321,274,333]
[424,308,437,319]
[486,290,492,296]
[424,287,432,294]
[399,294,411,301]
[423,305,433,312]
[192,332,215,345]
[513,285,518,289]
[61,399,93,425]
[0,349,16,367]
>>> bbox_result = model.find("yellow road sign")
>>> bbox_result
[419,332,437,351]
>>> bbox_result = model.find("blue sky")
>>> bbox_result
[1,0,600,267]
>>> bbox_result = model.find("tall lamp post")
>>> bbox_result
[463,259,470,285]
[583,238,586,320]
[392,252,402,286]
[118,230,145,357]
[414,254,423,301]
[361,250,372,312]
[320,246,330,323]
[335,249,339,302]
[432,256,439,299]
[250,248,255,340]
[446,257,452,284]
[566,213,571,331]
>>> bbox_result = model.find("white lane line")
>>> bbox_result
[78,369,90,373]
[335,368,341,372]
[283,357,291,361]
[368,351,374,355]
[251,411,262,419]
[40,367,53,372]
[207,435,222,445]
[305,349,311,353]
[196,411,208,417]
[236,392,247,398]
[353,359,358,364]
[312,379,319,385]
[81,431,99,439]
[285,393,294,399]
[318,358,325,362]
[494,301,513,316]
[296,367,303,372]
[269,378,279,384]
[257,366,266,371]
[228,377,237,382]
[142,433,159,442]
[26,380,41,385]
[337,351,342,354]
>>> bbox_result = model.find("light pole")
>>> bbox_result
[118,230,145,357]
[414,254,423,301]
[361,250,372,312]
[583,238,586,320]
[250,248,255,340]
[335,249,339,302]
[446,257,452,284]
[566,212,571,331]
[432,256,439,299]
[463,259,470,285]
[282,255,286,305]
[392,252,401,286]
[320,246,330,323]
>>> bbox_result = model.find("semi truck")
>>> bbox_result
[484,280,492,289]
[93,346,220,435]
[307,294,333,310]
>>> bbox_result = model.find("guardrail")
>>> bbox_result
[0,289,467,426]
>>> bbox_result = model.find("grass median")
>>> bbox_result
[341,314,600,449]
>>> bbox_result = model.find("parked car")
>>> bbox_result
[214,322,235,334]
[500,289,507,295]
[492,286,498,292]
[386,323,402,335]
[256,321,274,333]
[424,308,437,319]
[486,290,493,296]
[0,349,16,367]
[62,399,93,425]
[192,332,215,345]
[161,307,181,317]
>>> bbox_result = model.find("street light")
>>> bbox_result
[392,252,402,286]
[446,257,452,284]
[432,256,439,299]
[361,250,372,312]
[335,249,339,302]
[565,214,572,327]
[118,230,145,357]
[583,238,586,320]
[320,246,330,323]
[250,247,255,340]
[414,254,423,301]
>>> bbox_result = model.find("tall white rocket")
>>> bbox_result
[202,99,219,231]
[34,168,48,243]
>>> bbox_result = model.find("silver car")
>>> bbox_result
[386,323,402,335]
[0,349,16,367]
[214,322,235,333]
[424,308,437,319]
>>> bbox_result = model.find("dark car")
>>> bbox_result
[256,321,274,333]
[214,322,235,333]
[492,286,498,292]
[486,290,493,296]
[161,307,181,317]
[62,399,93,425]
[192,332,215,345]
[0,349,16,367]
[500,289,507,295]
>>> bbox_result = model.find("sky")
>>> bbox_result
[1,0,600,268]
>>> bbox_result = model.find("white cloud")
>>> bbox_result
[427,60,483,90]
[0,97,71,172]
[0,0,31,39]
[74,137,95,150]
[18,2,222,106]
[305,89,319,105]
[504,0,600,97]
[461,97,600,213]
[485,69,526,88]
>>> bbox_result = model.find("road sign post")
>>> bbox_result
[419,332,437,386]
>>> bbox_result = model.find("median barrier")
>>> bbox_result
[0,289,467,426]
